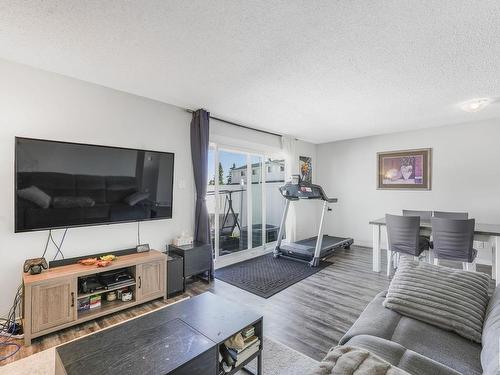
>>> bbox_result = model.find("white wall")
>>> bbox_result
[316,119,500,263]
[0,59,195,313]
[293,140,320,240]
[210,119,282,154]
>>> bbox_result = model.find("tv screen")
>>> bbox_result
[15,137,174,232]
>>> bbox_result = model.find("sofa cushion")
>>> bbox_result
[383,258,490,343]
[482,286,500,375]
[124,191,150,206]
[53,196,95,208]
[23,205,110,229]
[18,172,75,197]
[17,185,51,209]
[75,175,106,203]
[389,312,482,375]
[340,291,483,375]
[339,292,403,345]
[345,335,460,375]
[105,176,137,203]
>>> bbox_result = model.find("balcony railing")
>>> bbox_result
[206,182,285,256]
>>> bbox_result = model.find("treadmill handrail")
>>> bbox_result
[316,187,335,202]
[316,184,338,203]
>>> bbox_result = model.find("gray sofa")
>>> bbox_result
[332,286,500,375]
[16,172,153,231]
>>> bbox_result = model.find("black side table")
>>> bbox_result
[167,254,184,297]
[168,242,212,290]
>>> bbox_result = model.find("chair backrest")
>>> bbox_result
[402,210,432,221]
[433,211,469,219]
[386,214,421,255]
[431,217,475,262]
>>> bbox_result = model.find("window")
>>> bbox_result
[252,169,256,175]
[240,170,245,177]
[280,165,285,172]
[267,166,272,173]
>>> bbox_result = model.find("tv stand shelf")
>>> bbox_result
[77,280,136,299]
[77,298,137,320]
[22,250,167,345]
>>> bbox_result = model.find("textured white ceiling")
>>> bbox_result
[1,1,499,143]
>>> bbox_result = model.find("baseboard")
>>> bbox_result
[214,245,274,269]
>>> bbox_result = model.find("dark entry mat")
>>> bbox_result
[215,253,331,298]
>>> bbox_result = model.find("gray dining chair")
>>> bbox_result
[385,214,429,276]
[431,217,477,271]
[433,211,469,219]
[403,209,432,261]
[402,210,432,221]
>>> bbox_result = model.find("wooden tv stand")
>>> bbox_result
[22,250,167,345]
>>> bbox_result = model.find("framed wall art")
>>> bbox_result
[377,148,431,190]
[299,156,312,183]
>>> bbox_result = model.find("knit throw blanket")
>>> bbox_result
[311,346,410,375]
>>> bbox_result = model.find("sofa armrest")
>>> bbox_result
[339,291,402,345]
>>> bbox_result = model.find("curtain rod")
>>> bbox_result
[185,109,282,138]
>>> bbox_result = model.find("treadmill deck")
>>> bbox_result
[279,235,353,261]
[295,235,350,250]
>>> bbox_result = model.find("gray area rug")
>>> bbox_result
[0,336,318,375]
[238,337,319,375]
[215,253,331,298]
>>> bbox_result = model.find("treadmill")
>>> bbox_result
[274,175,353,266]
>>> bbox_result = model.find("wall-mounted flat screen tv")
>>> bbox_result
[15,137,174,232]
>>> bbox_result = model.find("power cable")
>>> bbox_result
[0,285,22,361]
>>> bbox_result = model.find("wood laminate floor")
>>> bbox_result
[0,245,494,366]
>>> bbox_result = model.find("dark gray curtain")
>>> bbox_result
[190,109,211,245]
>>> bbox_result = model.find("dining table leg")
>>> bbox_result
[492,236,499,285]
[373,224,381,272]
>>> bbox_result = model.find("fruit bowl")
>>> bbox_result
[78,258,97,266]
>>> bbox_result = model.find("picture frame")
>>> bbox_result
[377,148,431,190]
[299,156,312,183]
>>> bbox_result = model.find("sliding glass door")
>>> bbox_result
[264,158,286,244]
[249,155,263,248]
[207,145,285,261]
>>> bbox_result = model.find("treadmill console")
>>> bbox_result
[279,175,324,200]
[279,175,338,203]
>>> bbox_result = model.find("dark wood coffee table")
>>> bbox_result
[55,293,263,375]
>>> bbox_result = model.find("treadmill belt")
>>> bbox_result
[279,235,353,262]
[295,235,349,249]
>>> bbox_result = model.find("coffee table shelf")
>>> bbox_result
[224,348,263,375]
[56,292,263,375]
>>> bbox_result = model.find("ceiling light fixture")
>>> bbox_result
[459,98,492,113]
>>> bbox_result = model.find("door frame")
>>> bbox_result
[209,143,281,265]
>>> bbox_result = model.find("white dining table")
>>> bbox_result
[370,217,499,285]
